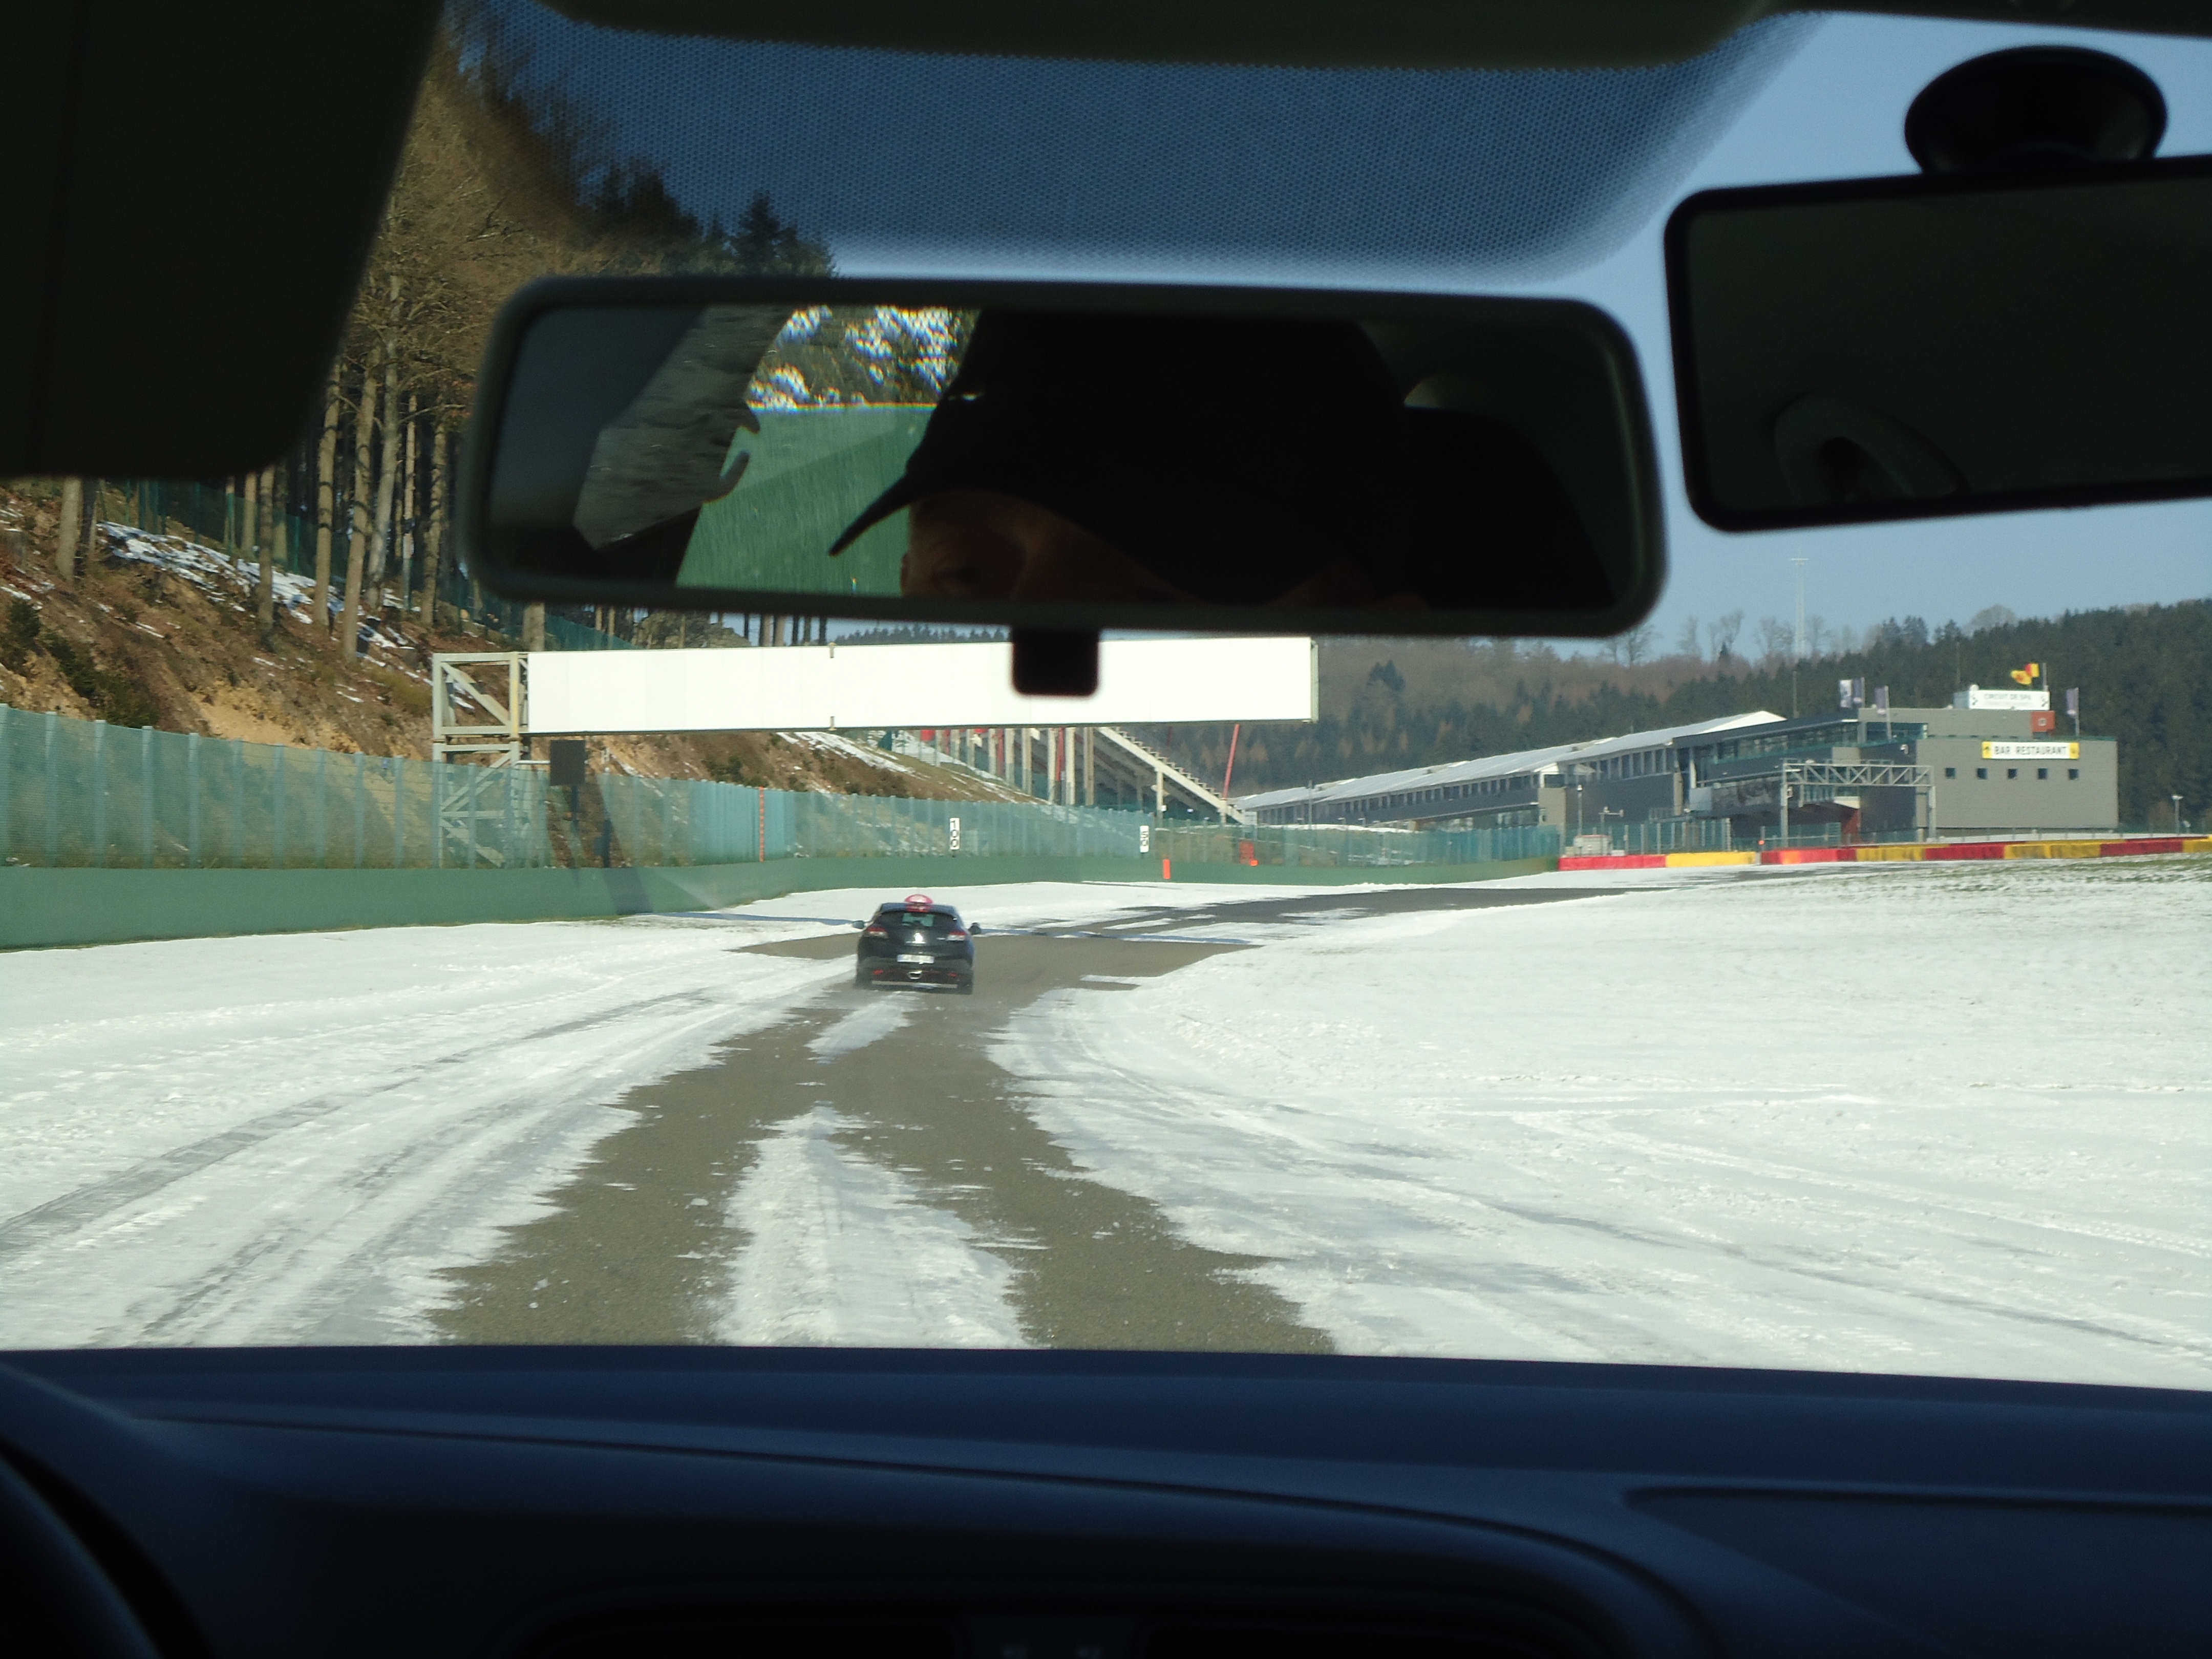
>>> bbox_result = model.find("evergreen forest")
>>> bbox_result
[1137,600,2210,830]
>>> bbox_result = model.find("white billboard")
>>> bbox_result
[524,636,1316,735]
[1955,685,2050,711]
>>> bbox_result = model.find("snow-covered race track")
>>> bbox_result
[4,859,2205,1387]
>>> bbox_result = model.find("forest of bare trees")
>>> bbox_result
[41,2,831,659]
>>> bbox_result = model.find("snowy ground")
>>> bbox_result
[4,862,2205,1385]
[998,858,2212,1386]
[0,882,1237,1349]
[0,913,844,1346]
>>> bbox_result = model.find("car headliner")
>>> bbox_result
[484,13,1818,289]
[546,0,2212,69]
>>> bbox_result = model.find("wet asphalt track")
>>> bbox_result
[436,885,1607,1350]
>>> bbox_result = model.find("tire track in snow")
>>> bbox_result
[439,930,1329,1352]
[0,924,853,1347]
[0,993,719,1265]
[1509,1111,2212,1261]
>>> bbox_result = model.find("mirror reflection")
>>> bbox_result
[480,291,1660,626]
[1668,161,2212,529]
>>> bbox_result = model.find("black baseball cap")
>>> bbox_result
[828,310,1410,604]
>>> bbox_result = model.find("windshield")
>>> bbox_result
[1,5,2206,1387]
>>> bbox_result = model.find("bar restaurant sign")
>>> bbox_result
[1982,741,2080,760]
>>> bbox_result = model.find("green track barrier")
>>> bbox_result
[1,856,1553,950]
[2,706,1560,947]
[4,706,1559,874]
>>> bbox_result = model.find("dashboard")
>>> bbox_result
[4,1350,2206,1659]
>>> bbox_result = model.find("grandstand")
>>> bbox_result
[1241,694,2122,845]
[1239,713,1782,834]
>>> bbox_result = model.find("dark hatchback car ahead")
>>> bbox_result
[855,895,977,992]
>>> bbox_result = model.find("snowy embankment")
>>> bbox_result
[98,522,417,658]
[0,916,849,1347]
[998,859,2212,1386]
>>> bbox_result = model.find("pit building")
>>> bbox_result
[1238,691,2118,842]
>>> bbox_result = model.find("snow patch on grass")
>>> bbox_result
[784,729,920,776]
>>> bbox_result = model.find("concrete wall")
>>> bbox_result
[1,855,1554,951]
[1926,735,2118,832]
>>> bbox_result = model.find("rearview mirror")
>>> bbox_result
[459,280,1662,637]
[1666,155,2212,530]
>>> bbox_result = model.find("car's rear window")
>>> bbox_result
[878,909,957,929]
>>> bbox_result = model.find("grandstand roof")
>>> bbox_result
[1235,710,1783,812]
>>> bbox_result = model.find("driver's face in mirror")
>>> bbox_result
[901,491,1191,605]
[900,489,1424,609]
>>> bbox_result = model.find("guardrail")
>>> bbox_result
[1560,835,2211,870]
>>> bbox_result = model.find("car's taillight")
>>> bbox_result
[946,930,968,941]
[863,924,887,936]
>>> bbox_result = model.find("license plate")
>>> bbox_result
[896,953,934,964]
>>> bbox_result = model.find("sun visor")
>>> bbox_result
[0,2,438,476]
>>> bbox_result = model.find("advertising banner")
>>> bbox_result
[525,636,1317,734]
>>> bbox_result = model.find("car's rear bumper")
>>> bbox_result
[858,956,972,985]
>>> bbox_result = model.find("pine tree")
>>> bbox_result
[314,377,338,632]
[726,192,832,276]
[254,463,278,643]
[55,478,81,580]
[339,350,377,660]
